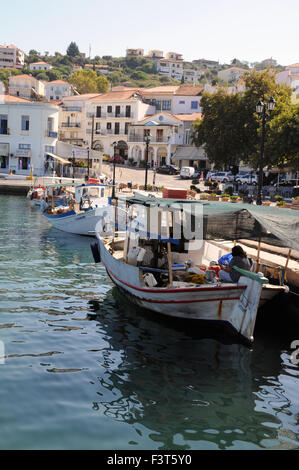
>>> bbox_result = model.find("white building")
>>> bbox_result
[156,59,184,81]
[276,63,299,95]
[183,68,203,83]
[85,90,154,158]
[140,85,203,115]
[0,95,59,176]
[29,62,52,71]
[0,44,24,69]
[127,112,203,167]
[45,80,74,101]
[8,74,45,99]
[218,67,247,83]
[58,93,101,147]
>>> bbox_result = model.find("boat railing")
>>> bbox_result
[233,266,269,284]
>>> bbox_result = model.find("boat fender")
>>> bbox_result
[90,243,101,263]
[143,273,157,287]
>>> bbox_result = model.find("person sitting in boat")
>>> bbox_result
[218,245,253,283]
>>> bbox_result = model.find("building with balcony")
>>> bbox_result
[58,93,101,146]
[140,84,203,115]
[183,68,203,83]
[8,75,45,100]
[45,80,74,101]
[85,90,154,158]
[29,62,52,71]
[0,94,59,175]
[127,110,205,168]
[0,44,25,69]
[156,59,184,81]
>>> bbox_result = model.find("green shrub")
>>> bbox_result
[226,186,234,196]
[276,200,286,206]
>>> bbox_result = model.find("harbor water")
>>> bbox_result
[0,195,298,450]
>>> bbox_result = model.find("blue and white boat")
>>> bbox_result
[41,183,125,237]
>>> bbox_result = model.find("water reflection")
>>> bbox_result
[87,289,298,450]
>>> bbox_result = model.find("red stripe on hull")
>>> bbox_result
[105,265,245,298]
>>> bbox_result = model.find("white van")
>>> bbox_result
[180,167,195,179]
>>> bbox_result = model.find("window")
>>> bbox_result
[115,106,120,117]
[107,122,112,130]
[156,100,161,110]
[96,106,101,118]
[125,123,129,135]
[0,115,8,135]
[19,144,31,150]
[115,123,120,134]
[162,100,171,111]
[107,106,112,113]
[50,96,54,100]
[191,101,198,110]
[45,146,54,153]
[125,106,131,118]
[47,117,54,132]
[56,96,59,100]
[179,100,185,104]
[21,115,30,131]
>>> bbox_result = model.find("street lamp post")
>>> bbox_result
[144,134,151,191]
[111,141,117,199]
[255,97,276,205]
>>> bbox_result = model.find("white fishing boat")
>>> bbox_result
[91,195,298,344]
[27,186,46,208]
[41,183,126,237]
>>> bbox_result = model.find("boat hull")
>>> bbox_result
[98,238,264,344]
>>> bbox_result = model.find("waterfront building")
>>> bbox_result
[85,90,154,158]
[0,95,59,175]
[0,44,25,69]
[127,111,203,167]
[45,80,74,101]
[58,93,101,147]
[8,75,45,100]
[29,62,53,71]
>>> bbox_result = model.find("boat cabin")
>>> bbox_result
[75,184,108,210]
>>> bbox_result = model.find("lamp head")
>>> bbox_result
[256,100,264,114]
[267,97,276,112]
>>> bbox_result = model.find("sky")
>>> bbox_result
[1,0,298,66]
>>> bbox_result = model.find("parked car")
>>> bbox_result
[206,171,217,179]
[210,171,233,183]
[110,156,124,164]
[180,166,195,179]
[235,174,258,185]
[156,165,179,175]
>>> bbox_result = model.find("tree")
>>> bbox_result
[97,75,109,93]
[67,42,80,57]
[69,69,98,94]
[192,69,295,169]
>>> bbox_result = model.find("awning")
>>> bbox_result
[172,146,207,161]
[46,153,72,165]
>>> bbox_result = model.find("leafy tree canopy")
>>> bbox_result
[192,69,297,170]
[69,69,99,94]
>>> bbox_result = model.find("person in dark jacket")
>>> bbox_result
[218,245,252,283]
